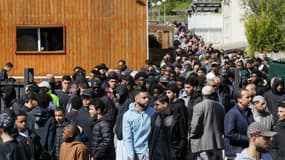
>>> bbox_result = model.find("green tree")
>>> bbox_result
[243,0,285,57]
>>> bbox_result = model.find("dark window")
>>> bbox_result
[16,26,65,52]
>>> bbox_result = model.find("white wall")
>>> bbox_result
[222,0,247,44]
[188,12,223,43]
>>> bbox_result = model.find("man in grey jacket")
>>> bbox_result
[251,95,274,130]
[190,85,225,160]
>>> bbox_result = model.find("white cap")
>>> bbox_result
[38,81,50,89]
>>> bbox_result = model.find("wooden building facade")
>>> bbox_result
[0,0,148,77]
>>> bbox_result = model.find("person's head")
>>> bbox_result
[250,69,262,83]
[197,67,206,77]
[15,111,27,133]
[134,72,148,90]
[236,60,244,69]
[25,82,39,94]
[147,65,156,76]
[271,77,284,94]
[118,59,127,72]
[210,62,219,74]
[70,96,82,110]
[135,91,149,109]
[176,76,185,90]
[88,98,105,119]
[81,89,94,107]
[236,89,251,109]
[277,100,285,122]
[245,83,257,98]
[61,75,72,92]
[154,94,169,113]
[165,84,179,102]
[252,95,267,114]
[4,62,13,71]
[247,122,277,153]
[151,84,164,98]
[107,72,119,89]
[23,92,38,109]
[78,82,89,96]
[38,81,51,93]
[246,59,254,69]
[201,85,216,99]
[36,93,51,108]
[63,123,80,142]
[54,107,65,124]
[184,76,198,96]
[0,113,14,136]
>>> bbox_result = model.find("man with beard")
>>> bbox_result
[235,122,277,160]
[123,91,155,160]
[251,96,274,130]
[180,76,202,160]
[270,100,285,160]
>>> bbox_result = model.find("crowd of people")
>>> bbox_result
[0,23,284,160]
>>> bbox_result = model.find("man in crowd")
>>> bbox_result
[123,91,155,160]
[190,85,225,160]
[224,89,254,159]
[271,100,285,160]
[0,113,30,160]
[59,123,88,160]
[235,122,277,160]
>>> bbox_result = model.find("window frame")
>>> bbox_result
[16,25,66,54]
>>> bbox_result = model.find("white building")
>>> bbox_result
[188,0,247,49]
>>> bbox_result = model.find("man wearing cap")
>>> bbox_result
[38,80,60,107]
[77,89,94,149]
[270,100,285,160]
[190,85,225,160]
[235,122,277,160]
[0,113,30,159]
[251,95,274,130]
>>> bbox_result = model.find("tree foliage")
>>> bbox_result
[243,0,285,57]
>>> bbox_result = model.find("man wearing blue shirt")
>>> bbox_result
[123,91,155,160]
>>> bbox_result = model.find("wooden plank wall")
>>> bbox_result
[0,0,147,77]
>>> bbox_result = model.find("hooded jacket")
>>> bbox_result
[59,141,88,160]
[27,106,56,158]
[263,77,285,123]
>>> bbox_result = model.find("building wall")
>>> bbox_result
[0,0,147,76]
[222,0,247,44]
[188,13,223,43]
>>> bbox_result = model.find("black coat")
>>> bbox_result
[0,140,31,160]
[149,111,187,160]
[91,118,115,160]
[13,129,46,160]
[186,91,202,132]
[271,121,285,160]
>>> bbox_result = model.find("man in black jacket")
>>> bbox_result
[27,93,56,159]
[271,100,285,160]
[150,94,187,160]
[0,113,30,160]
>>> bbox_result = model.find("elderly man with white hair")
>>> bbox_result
[190,85,225,160]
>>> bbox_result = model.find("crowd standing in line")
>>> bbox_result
[0,23,284,160]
